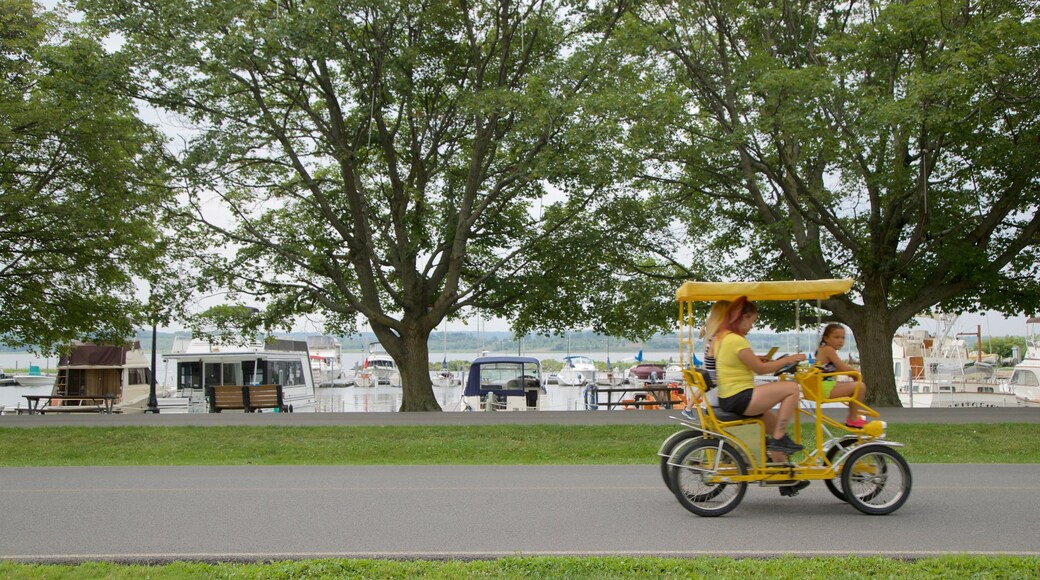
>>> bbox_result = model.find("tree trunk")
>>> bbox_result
[849,310,902,408]
[376,322,442,412]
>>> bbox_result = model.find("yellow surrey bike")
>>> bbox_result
[660,279,912,517]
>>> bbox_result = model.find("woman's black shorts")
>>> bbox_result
[718,388,754,415]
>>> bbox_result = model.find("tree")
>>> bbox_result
[619,0,1040,405]
[80,0,635,410]
[0,0,172,353]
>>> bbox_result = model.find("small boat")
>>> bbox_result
[557,355,597,386]
[664,360,684,382]
[1008,317,1040,407]
[161,337,318,412]
[627,363,666,383]
[364,343,401,387]
[431,370,460,387]
[461,356,545,411]
[307,335,344,388]
[6,365,56,388]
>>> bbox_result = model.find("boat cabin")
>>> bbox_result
[464,356,544,411]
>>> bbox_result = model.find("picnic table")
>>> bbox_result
[21,394,116,415]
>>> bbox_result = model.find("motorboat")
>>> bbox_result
[6,365,56,388]
[161,337,317,412]
[556,355,597,386]
[49,342,154,412]
[307,335,344,387]
[461,356,545,411]
[627,363,666,383]
[664,360,685,382]
[596,362,624,386]
[361,343,401,387]
[431,369,461,387]
[893,315,1018,408]
[1008,317,1040,407]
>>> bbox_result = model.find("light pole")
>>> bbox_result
[145,317,160,413]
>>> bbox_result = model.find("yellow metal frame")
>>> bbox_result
[675,279,898,485]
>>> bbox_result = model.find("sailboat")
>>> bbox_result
[431,324,460,387]
[556,333,597,386]
[597,340,624,386]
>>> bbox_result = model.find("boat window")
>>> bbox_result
[222,363,238,385]
[1011,370,1039,387]
[127,368,151,385]
[242,361,266,385]
[204,363,222,387]
[177,362,202,390]
[269,359,305,386]
[478,362,525,390]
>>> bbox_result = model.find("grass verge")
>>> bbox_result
[1,423,1038,466]
[2,555,1039,579]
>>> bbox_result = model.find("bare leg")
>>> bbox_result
[744,381,801,440]
[830,381,868,421]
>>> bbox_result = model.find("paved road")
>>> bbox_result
[1,463,1038,562]
[3,408,1038,562]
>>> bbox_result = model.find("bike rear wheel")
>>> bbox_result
[670,439,747,517]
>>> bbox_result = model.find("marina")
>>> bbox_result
[6,322,1040,413]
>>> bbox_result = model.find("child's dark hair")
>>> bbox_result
[820,323,844,346]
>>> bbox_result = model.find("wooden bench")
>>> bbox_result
[206,385,287,413]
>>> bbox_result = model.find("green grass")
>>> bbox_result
[1,423,1038,466]
[1,555,1039,579]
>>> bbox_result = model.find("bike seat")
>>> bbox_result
[711,407,761,422]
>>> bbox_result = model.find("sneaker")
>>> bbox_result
[779,480,811,497]
[766,434,804,454]
[681,409,696,421]
[845,417,868,429]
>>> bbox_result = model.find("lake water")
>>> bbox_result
[0,350,686,412]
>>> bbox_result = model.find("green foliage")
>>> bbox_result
[615,0,1040,405]
[0,0,174,353]
[980,336,1028,362]
[77,0,642,410]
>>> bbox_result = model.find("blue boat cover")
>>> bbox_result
[464,356,542,397]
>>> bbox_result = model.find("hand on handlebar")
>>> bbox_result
[773,354,806,376]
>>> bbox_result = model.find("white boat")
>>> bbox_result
[596,366,624,386]
[161,337,317,412]
[306,335,344,387]
[893,315,1018,408]
[461,356,545,411]
[6,366,56,388]
[431,370,460,387]
[557,355,597,386]
[50,342,154,413]
[354,343,400,387]
[664,360,685,382]
[1008,317,1040,407]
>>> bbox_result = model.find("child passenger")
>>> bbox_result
[682,300,730,420]
[814,323,870,429]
